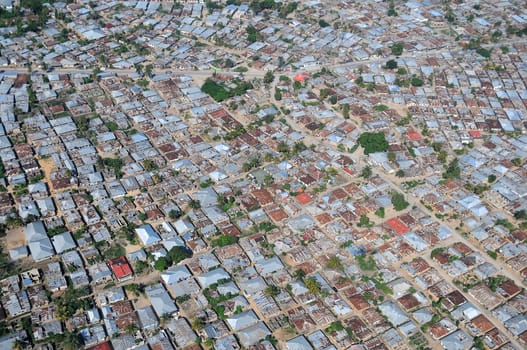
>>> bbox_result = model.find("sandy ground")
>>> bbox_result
[39,157,56,192]
[125,243,143,254]
[6,226,25,249]
[384,101,409,117]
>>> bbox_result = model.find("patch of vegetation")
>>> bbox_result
[373,104,389,112]
[442,158,460,179]
[391,191,409,211]
[391,43,404,56]
[304,276,321,295]
[356,254,376,271]
[358,132,388,154]
[201,78,253,102]
[326,256,344,271]
[211,235,239,247]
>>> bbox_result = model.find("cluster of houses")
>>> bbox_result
[0,0,525,350]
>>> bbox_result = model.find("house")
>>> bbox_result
[165,318,196,348]
[286,335,314,350]
[196,268,230,288]
[226,310,259,331]
[135,224,161,246]
[145,284,178,318]
[51,231,76,254]
[237,322,271,347]
[440,329,473,350]
[137,306,158,331]
[161,265,192,285]
[108,256,133,282]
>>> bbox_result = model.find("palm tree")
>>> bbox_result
[63,330,83,350]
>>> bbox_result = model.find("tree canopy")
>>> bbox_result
[358,132,388,154]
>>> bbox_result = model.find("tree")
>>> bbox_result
[443,158,461,179]
[360,166,372,179]
[145,64,153,77]
[188,199,201,209]
[124,323,138,334]
[318,19,330,27]
[385,59,398,69]
[326,256,344,271]
[391,191,409,211]
[294,269,306,280]
[211,235,239,247]
[387,151,396,162]
[487,174,497,183]
[169,209,181,220]
[274,88,282,101]
[342,103,350,119]
[154,256,171,271]
[391,43,404,56]
[63,331,83,350]
[358,132,388,154]
[192,318,205,330]
[263,70,274,84]
[304,276,321,295]
[293,80,302,90]
[264,284,280,297]
[514,210,527,220]
[411,76,424,87]
[375,207,385,218]
[167,246,192,264]
[358,214,372,227]
[396,169,405,178]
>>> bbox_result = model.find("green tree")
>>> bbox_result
[358,132,388,154]
[188,199,201,209]
[443,158,461,179]
[375,207,385,218]
[167,246,191,264]
[154,256,171,271]
[326,256,344,271]
[391,191,409,211]
[514,210,527,220]
[360,166,372,179]
[192,318,205,331]
[358,214,372,227]
[391,43,404,56]
[63,330,83,350]
[264,284,280,297]
[411,77,424,87]
[385,59,398,69]
[487,174,496,183]
[274,88,282,101]
[304,276,321,295]
[294,269,306,280]
[342,103,350,119]
[145,64,153,77]
[263,70,274,84]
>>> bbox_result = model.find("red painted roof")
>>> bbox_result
[469,130,482,138]
[344,168,354,175]
[87,341,113,350]
[407,131,421,140]
[386,217,409,235]
[295,192,312,205]
[109,256,132,280]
